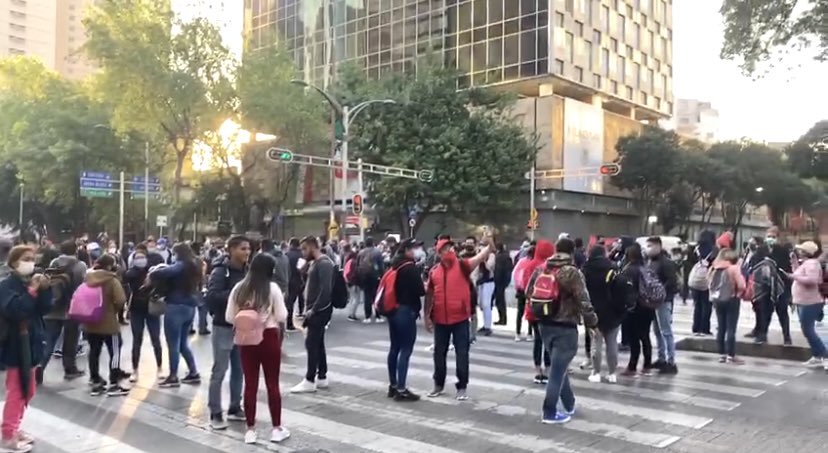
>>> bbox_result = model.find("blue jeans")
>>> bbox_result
[539,325,578,416]
[387,305,418,390]
[691,290,712,334]
[797,304,827,358]
[208,325,242,415]
[714,299,740,357]
[130,310,163,370]
[654,300,676,363]
[432,320,470,390]
[164,304,198,377]
[196,302,209,332]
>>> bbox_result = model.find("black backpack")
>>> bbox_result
[44,264,75,315]
[331,265,349,309]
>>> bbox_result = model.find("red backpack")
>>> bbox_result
[528,269,561,322]
[374,262,413,316]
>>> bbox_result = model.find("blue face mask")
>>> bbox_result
[90,250,102,260]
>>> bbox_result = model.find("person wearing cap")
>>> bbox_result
[424,236,494,401]
[386,239,427,402]
[789,240,827,369]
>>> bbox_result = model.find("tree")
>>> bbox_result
[332,59,536,235]
[720,0,827,74]
[786,120,828,179]
[83,0,236,205]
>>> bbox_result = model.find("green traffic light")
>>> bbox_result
[280,151,293,161]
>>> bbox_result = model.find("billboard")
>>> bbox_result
[562,98,605,194]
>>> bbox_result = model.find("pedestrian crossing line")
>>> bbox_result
[318,354,714,428]
[53,387,293,453]
[334,345,741,411]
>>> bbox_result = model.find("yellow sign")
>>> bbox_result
[530,209,539,221]
[328,220,339,237]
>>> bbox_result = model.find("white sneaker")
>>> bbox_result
[316,378,329,389]
[244,429,257,444]
[0,438,32,452]
[587,373,602,383]
[606,374,617,384]
[375,317,385,324]
[290,379,317,393]
[803,357,823,368]
[426,344,435,352]
[362,319,372,324]
[128,373,138,383]
[271,426,291,443]
[514,335,521,342]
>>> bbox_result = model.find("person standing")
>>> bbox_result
[290,236,334,393]
[789,241,827,369]
[526,238,597,424]
[206,236,250,430]
[689,230,717,336]
[123,250,163,382]
[511,245,536,341]
[621,243,655,377]
[386,239,427,402]
[150,243,202,388]
[493,243,513,326]
[707,248,746,364]
[424,237,493,401]
[470,237,496,336]
[356,237,384,323]
[766,227,795,346]
[226,254,289,444]
[0,246,52,452]
[645,236,679,375]
[285,238,304,331]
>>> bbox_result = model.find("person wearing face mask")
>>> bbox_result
[86,242,102,262]
[0,245,53,451]
[124,250,163,382]
[789,241,828,369]
[759,226,794,345]
[645,236,679,375]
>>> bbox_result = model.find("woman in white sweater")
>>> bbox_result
[226,254,289,444]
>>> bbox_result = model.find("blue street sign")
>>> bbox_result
[80,179,114,189]
[132,175,161,184]
[130,182,162,193]
[80,171,112,180]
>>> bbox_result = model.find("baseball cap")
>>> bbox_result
[795,241,819,256]
[435,239,453,252]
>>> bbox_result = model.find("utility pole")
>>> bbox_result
[18,183,23,226]
[144,142,150,239]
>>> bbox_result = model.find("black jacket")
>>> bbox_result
[206,257,247,327]
[286,247,303,291]
[124,267,152,314]
[648,252,678,299]
[391,255,426,313]
[494,251,513,287]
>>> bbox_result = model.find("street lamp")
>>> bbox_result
[755,187,764,193]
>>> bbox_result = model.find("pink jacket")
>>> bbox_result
[791,258,823,305]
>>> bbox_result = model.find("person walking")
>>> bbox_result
[123,249,163,382]
[342,244,362,322]
[789,241,827,369]
[285,238,305,331]
[645,236,679,375]
[226,254,289,444]
[206,236,250,430]
[526,238,597,424]
[0,246,52,452]
[511,245,536,341]
[620,243,655,377]
[424,237,494,401]
[290,236,334,393]
[708,248,746,364]
[493,243,513,326]
[81,254,130,397]
[386,239,427,402]
[150,243,202,388]
[356,237,384,323]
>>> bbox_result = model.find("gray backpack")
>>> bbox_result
[708,268,735,303]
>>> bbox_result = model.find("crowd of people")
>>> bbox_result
[0,223,825,450]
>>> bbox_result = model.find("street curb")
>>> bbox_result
[676,337,812,361]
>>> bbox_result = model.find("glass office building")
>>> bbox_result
[244,0,673,120]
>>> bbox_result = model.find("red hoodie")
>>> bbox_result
[520,240,555,290]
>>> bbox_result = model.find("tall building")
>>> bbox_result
[244,0,675,237]
[675,98,719,143]
[0,0,97,79]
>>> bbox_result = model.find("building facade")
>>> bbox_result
[0,0,97,79]
[675,98,719,143]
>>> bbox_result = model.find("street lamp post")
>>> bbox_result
[18,183,23,226]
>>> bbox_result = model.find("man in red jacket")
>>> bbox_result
[424,237,493,401]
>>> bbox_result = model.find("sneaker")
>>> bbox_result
[387,385,399,398]
[0,438,33,452]
[753,338,766,345]
[540,374,548,384]
[541,411,571,424]
[427,386,444,398]
[106,384,130,397]
[181,373,201,385]
[481,328,492,336]
[347,315,359,322]
[90,383,107,396]
[727,356,745,365]
[129,373,138,383]
[285,325,297,332]
[455,389,469,401]
[198,329,211,335]
[52,350,63,359]
[718,355,727,363]
[290,379,317,393]
[209,414,228,430]
[783,339,793,347]
[587,373,601,383]
[244,429,257,444]
[563,406,576,416]
[533,374,544,384]
[425,344,435,352]
[514,335,522,342]
[620,369,638,378]
[159,376,180,388]
[578,360,592,370]
[659,363,678,375]
[189,328,197,335]
[803,357,823,368]
[640,368,653,377]
[693,332,702,337]
[362,319,373,324]
[650,360,667,371]
[15,431,33,446]
[271,427,290,443]
[394,389,421,402]
[316,378,329,389]
[744,331,756,338]
[227,409,246,421]
[375,317,385,324]
[606,374,617,384]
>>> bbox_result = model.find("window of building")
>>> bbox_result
[633,62,640,88]
[626,86,633,99]
[587,0,594,22]
[593,30,601,45]
[556,12,564,27]
[601,5,610,32]
[666,101,673,113]
[618,15,625,40]
[585,40,593,70]
[555,58,565,74]
[11,0,26,5]
[613,0,620,9]
[9,48,25,55]
[593,74,601,88]
[661,36,668,57]
[634,23,640,47]
[611,80,618,94]
[641,92,648,105]
[575,21,584,36]
[627,4,633,17]
[575,65,583,82]
[666,64,672,76]
[505,1,520,19]
[489,0,503,21]
[9,35,25,45]
[649,68,654,91]
[565,0,574,14]
[610,37,618,52]
[661,0,667,22]
[566,32,574,61]
[661,74,667,91]
[9,23,25,32]
[10,11,26,19]
[617,56,625,82]
[627,45,633,57]
[654,58,661,70]
[601,47,609,76]
[641,53,647,65]
[654,97,661,109]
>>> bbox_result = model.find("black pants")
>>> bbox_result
[493,283,507,323]
[42,319,80,373]
[620,313,632,346]
[626,308,654,371]
[584,328,592,358]
[757,293,792,343]
[530,322,550,368]
[287,286,305,327]
[433,320,470,390]
[515,291,527,335]
[361,278,379,319]
[304,321,328,382]
[87,333,123,384]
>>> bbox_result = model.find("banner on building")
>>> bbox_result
[562,98,605,194]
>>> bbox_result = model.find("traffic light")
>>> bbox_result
[599,163,621,176]
[278,150,294,162]
[352,194,364,215]
[266,147,294,163]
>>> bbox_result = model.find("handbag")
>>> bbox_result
[688,259,710,291]
[148,290,167,316]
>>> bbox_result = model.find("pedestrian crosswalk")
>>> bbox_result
[6,313,817,453]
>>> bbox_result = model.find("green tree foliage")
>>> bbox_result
[83,0,235,204]
[720,0,827,74]
[786,120,828,179]
[332,60,536,234]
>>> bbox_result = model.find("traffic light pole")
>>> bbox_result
[341,106,350,225]
[357,158,365,242]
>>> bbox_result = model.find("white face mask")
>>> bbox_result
[108,247,117,254]
[15,261,35,276]
[147,247,158,254]
[133,258,148,268]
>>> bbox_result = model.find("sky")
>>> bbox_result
[174,0,826,143]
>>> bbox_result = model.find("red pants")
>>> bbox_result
[2,368,36,440]
[240,328,282,427]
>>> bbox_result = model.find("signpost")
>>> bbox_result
[156,215,168,237]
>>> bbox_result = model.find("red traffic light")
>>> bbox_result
[352,194,364,215]
[599,164,621,176]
